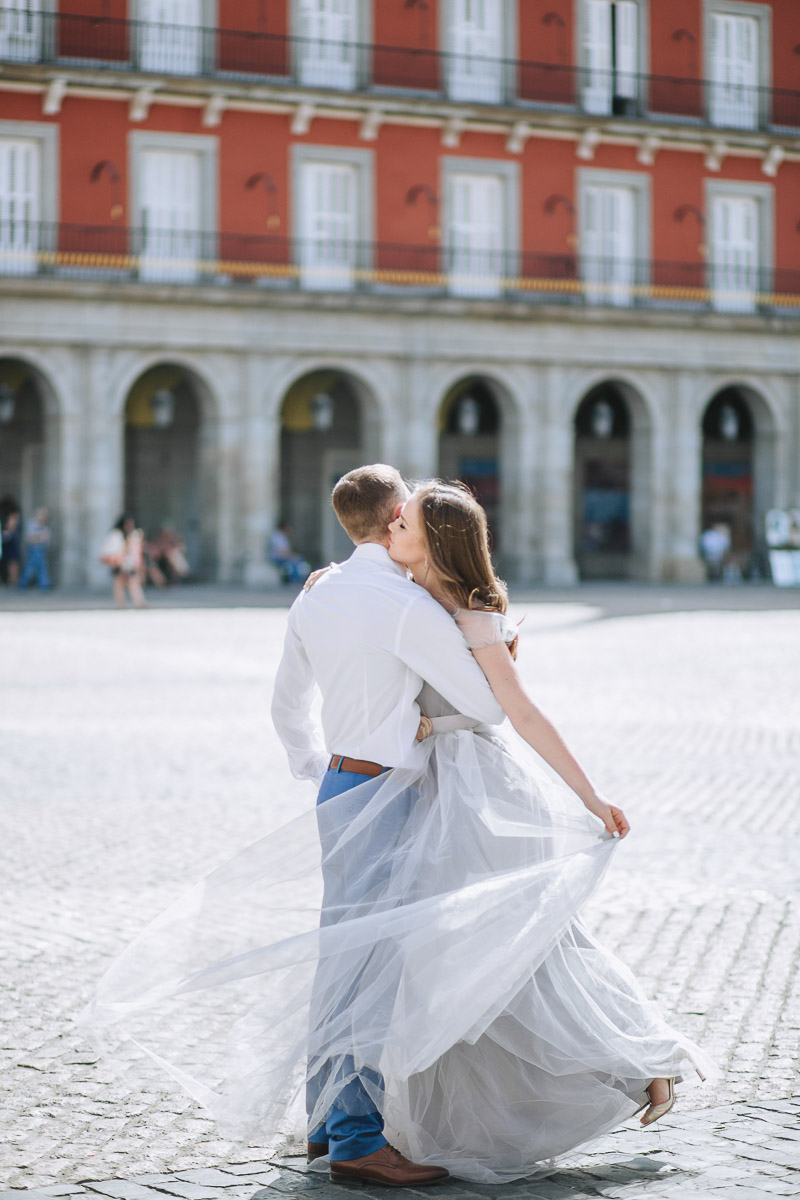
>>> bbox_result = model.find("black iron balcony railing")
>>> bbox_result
[1,221,799,316]
[1,8,799,132]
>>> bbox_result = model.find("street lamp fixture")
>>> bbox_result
[719,404,740,441]
[456,394,480,436]
[0,383,15,424]
[151,388,175,428]
[311,392,334,432]
[591,399,615,438]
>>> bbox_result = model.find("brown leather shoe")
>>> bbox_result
[330,1144,449,1187]
[307,1139,329,1162]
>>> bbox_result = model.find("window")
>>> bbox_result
[706,182,772,313]
[443,159,519,298]
[444,0,507,104]
[707,3,768,130]
[579,169,650,307]
[131,133,217,283]
[137,0,206,76]
[295,0,360,91]
[293,146,373,291]
[580,0,642,117]
[0,122,56,277]
[0,0,43,63]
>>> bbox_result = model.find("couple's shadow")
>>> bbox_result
[260,1153,685,1198]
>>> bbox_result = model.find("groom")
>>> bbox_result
[271,464,503,1187]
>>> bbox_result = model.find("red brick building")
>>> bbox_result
[1,1,799,586]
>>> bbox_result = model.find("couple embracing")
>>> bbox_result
[86,464,709,1187]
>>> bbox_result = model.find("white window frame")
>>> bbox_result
[578,167,651,306]
[0,0,55,63]
[440,0,518,105]
[291,143,374,290]
[129,131,218,283]
[441,156,520,297]
[132,0,216,76]
[575,0,649,117]
[705,178,773,312]
[290,0,371,91]
[0,119,58,276]
[704,0,771,129]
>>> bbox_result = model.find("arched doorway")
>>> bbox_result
[0,358,59,583]
[701,387,771,575]
[574,381,649,579]
[437,378,502,554]
[279,370,379,568]
[123,364,214,577]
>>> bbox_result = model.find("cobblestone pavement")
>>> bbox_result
[1,596,799,1198]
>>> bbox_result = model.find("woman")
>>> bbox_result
[100,515,147,609]
[84,484,710,1183]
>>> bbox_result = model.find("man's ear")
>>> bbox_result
[391,501,404,520]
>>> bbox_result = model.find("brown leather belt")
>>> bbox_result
[329,754,386,778]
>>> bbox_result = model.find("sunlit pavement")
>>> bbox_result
[1,591,799,1199]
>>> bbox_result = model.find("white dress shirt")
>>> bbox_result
[271,543,504,784]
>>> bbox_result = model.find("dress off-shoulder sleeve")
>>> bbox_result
[454,608,518,651]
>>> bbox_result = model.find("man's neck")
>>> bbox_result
[355,537,390,550]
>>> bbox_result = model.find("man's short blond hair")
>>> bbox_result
[332,464,407,543]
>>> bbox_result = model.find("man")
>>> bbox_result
[271,464,503,1187]
[269,521,310,585]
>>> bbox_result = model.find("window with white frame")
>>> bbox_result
[707,183,772,313]
[293,147,372,291]
[132,134,216,283]
[445,0,506,104]
[0,123,55,277]
[137,0,205,76]
[0,139,39,275]
[443,159,518,298]
[0,0,43,63]
[579,170,649,307]
[707,3,768,130]
[580,0,641,117]
[296,0,360,91]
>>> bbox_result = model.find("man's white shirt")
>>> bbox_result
[271,543,504,783]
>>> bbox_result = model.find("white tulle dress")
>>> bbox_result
[83,608,711,1183]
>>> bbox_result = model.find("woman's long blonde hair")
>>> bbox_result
[416,480,509,615]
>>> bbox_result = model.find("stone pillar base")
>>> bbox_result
[661,557,707,584]
[243,560,283,588]
[543,558,579,586]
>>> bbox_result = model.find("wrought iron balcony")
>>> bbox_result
[0,8,798,132]
[1,222,798,317]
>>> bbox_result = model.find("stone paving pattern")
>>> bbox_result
[1,591,799,1197]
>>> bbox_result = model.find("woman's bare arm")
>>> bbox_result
[472,642,629,839]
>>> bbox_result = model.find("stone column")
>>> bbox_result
[57,406,85,588]
[663,371,705,583]
[84,348,124,590]
[401,355,438,481]
[539,364,578,586]
[500,368,540,584]
[241,353,281,587]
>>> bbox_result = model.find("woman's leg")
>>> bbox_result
[126,573,147,609]
[112,573,126,607]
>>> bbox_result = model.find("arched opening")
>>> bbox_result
[701,386,773,576]
[437,378,502,554]
[0,358,59,585]
[123,364,215,578]
[279,370,379,568]
[574,381,651,579]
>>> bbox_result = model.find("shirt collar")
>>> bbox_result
[349,542,407,576]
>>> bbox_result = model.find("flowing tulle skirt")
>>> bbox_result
[82,727,712,1182]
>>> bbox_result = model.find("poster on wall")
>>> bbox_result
[765,509,800,586]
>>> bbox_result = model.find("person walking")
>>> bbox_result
[1,504,22,586]
[100,515,147,609]
[18,507,52,589]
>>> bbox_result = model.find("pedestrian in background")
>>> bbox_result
[0,499,21,586]
[269,521,310,584]
[700,522,731,581]
[100,515,147,609]
[18,507,52,590]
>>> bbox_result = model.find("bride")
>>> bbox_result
[84,479,711,1185]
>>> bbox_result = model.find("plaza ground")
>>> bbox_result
[1,586,799,1199]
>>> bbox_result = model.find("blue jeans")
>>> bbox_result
[19,545,50,589]
[307,764,392,1163]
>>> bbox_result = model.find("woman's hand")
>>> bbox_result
[303,566,331,592]
[415,716,433,742]
[582,793,630,839]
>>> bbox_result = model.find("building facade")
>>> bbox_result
[0,0,799,587]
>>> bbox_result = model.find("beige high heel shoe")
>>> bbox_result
[641,1077,675,1126]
